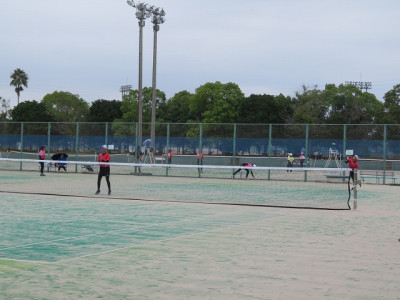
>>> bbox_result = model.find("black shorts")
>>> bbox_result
[99,166,110,177]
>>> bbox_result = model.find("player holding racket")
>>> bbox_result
[345,154,359,188]
[232,162,256,180]
[95,145,111,195]
[38,146,46,176]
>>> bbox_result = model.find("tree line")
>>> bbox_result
[2,80,400,125]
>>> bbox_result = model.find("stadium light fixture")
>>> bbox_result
[150,6,166,148]
[126,1,153,152]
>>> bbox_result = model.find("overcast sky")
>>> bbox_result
[1,0,399,108]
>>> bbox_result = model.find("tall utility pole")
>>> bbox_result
[127,0,153,150]
[150,7,166,148]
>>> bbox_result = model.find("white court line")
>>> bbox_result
[0,213,276,264]
[0,209,252,252]
[53,215,278,264]
[0,257,50,264]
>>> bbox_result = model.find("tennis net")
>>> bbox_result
[0,158,355,210]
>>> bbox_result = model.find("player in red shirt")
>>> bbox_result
[95,145,111,195]
[232,162,256,180]
[345,154,359,187]
[38,146,46,176]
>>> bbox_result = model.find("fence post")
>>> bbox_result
[198,123,203,178]
[19,122,24,171]
[342,124,347,166]
[342,124,347,178]
[232,123,237,168]
[383,124,387,184]
[105,122,108,146]
[75,122,79,173]
[134,123,138,175]
[267,124,272,180]
[166,123,170,177]
[47,122,51,154]
[304,124,309,182]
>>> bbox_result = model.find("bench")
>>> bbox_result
[155,157,165,164]
[360,170,397,184]
[81,164,96,173]
[324,174,348,182]
[45,162,59,172]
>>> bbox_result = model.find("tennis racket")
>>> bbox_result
[95,146,102,155]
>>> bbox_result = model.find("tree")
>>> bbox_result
[238,93,292,124]
[189,81,244,123]
[10,100,54,122]
[117,87,166,123]
[87,99,123,122]
[0,97,11,120]
[324,84,383,124]
[160,90,194,123]
[112,87,166,136]
[382,84,400,124]
[291,85,328,124]
[41,91,89,122]
[10,68,29,105]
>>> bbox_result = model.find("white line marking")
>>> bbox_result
[0,210,253,252]
[53,216,276,264]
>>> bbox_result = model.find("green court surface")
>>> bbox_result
[0,194,270,263]
[1,183,400,299]
[0,169,354,210]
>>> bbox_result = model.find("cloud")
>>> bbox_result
[1,0,399,108]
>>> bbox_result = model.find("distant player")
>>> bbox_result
[286,153,294,172]
[299,153,305,167]
[232,162,256,180]
[197,152,204,173]
[95,145,111,195]
[38,146,46,176]
[57,154,67,172]
[345,154,359,188]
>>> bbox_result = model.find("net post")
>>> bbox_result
[353,169,358,209]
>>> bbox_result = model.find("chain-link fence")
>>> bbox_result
[1,122,400,172]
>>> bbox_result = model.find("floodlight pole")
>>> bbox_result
[150,24,159,148]
[138,18,145,147]
[127,0,152,150]
[150,7,165,148]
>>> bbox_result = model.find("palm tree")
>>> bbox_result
[10,68,29,105]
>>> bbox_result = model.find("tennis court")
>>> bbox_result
[1,170,399,299]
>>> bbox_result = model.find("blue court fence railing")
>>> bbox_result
[1,122,400,178]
